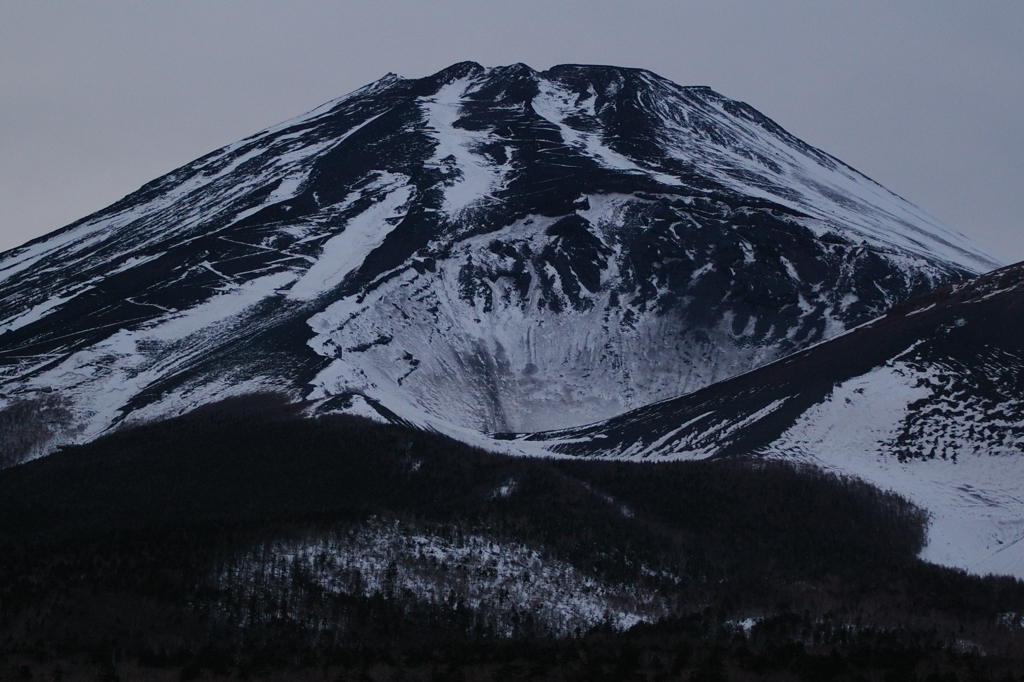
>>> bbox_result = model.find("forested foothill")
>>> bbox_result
[1,395,1024,680]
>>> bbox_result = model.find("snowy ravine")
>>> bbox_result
[0,61,996,460]
[522,263,1024,579]
[207,518,665,637]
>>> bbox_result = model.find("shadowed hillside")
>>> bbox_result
[1,397,1023,679]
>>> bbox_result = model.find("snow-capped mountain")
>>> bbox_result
[0,61,997,461]
[518,261,1024,578]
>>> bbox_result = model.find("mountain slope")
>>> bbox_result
[0,62,996,460]
[518,261,1024,577]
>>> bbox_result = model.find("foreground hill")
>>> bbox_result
[0,62,996,463]
[518,260,1024,577]
[2,401,1024,679]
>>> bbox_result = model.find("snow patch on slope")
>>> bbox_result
[420,77,514,216]
[0,285,94,336]
[623,74,996,272]
[288,172,414,300]
[763,363,1024,578]
[533,81,682,187]
[17,271,298,447]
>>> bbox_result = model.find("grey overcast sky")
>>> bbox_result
[1,1,1022,265]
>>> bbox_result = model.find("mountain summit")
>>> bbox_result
[0,62,997,460]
